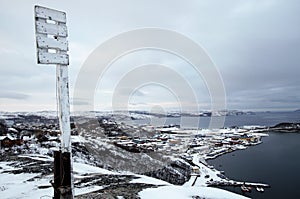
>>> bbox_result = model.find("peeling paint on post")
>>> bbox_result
[56,62,71,152]
[34,5,73,199]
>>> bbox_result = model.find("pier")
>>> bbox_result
[207,180,270,189]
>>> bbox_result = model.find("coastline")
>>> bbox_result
[206,130,300,199]
[188,124,299,198]
[184,129,270,194]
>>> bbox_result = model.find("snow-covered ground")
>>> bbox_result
[139,186,249,199]
[0,161,53,199]
[0,151,259,199]
[0,152,252,199]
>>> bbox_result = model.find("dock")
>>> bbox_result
[207,180,270,189]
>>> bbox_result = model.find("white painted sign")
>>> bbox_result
[37,50,69,65]
[36,20,68,37]
[35,6,66,23]
[34,5,69,65]
[36,34,68,51]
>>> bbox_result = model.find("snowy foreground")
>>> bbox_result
[140,186,248,199]
[0,154,249,199]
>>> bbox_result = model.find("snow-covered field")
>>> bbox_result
[140,186,249,199]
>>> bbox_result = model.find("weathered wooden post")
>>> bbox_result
[34,5,73,199]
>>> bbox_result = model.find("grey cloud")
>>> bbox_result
[71,98,91,106]
[0,91,30,100]
[1,0,300,111]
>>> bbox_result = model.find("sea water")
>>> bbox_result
[208,131,300,199]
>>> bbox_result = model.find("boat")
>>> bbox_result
[256,187,264,192]
[241,184,252,192]
[241,185,249,192]
[247,186,252,192]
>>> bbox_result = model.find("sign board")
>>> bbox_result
[34,6,69,65]
[36,33,68,51]
[37,49,69,65]
[34,5,73,198]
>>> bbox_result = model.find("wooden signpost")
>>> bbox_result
[34,5,73,199]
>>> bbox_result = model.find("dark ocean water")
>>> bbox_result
[208,132,300,199]
[130,111,300,199]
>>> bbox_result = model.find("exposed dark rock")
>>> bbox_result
[0,121,7,135]
[76,182,158,199]
[144,159,192,185]
[271,122,300,132]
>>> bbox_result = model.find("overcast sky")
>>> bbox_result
[0,0,299,112]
